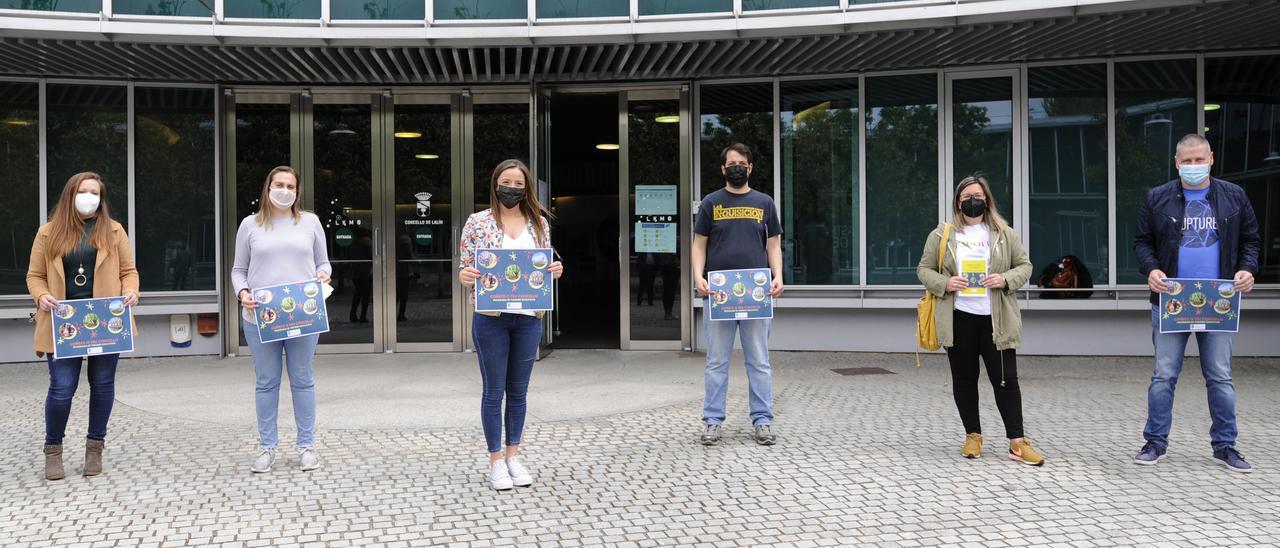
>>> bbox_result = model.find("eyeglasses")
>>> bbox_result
[725,162,749,168]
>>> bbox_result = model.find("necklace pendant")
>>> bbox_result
[74,263,87,287]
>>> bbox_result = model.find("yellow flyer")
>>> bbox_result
[960,259,988,296]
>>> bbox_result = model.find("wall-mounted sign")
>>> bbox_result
[635,221,677,254]
[635,185,678,216]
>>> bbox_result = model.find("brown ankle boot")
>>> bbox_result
[44,444,65,480]
[84,439,104,477]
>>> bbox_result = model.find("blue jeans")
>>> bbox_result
[243,320,319,448]
[473,313,542,454]
[702,303,773,426]
[1145,306,1237,450]
[45,354,119,445]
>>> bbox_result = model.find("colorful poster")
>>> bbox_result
[959,259,988,297]
[1159,278,1241,333]
[475,248,555,312]
[635,221,677,254]
[707,268,774,321]
[635,185,678,215]
[51,297,135,359]
[252,280,330,343]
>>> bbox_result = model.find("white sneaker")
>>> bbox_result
[489,460,513,490]
[506,457,533,487]
[251,447,276,474]
[298,447,321,471]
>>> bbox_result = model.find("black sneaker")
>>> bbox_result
[1213,447,1253,473]
[699,424,721,446]
[753,424,777,446]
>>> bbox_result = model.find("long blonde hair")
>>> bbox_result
[254,166,304,228]
[951,173,1009,233]
[46,172,115,259]
[489,159,553,245]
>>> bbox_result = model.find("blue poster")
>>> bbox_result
[707,268,774,321]
[1159,278,1241,333]
[252,279,330,343]
[475,248,555,313]
[51,297,135,359]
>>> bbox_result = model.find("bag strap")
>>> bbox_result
[936,223,951,272]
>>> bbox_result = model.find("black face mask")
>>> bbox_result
[960,197,987,218]
[497,186,525,209]
[724,164,749,188]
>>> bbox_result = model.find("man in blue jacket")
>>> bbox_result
[1133,133,1261,473]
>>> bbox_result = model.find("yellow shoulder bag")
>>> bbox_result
[915,223,951,366]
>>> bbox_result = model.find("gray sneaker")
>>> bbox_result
[700,423,722,446]
[753,424,777,446]
[298,447,321,471]
[251,447,276,473]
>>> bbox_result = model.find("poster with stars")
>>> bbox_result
[475,248,555,313]
[707,268,773,321]
[51,297,135,359]
[252,279,331,343]
[1158,278,1241,333]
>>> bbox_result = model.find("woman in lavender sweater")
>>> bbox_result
[231,166,332,474]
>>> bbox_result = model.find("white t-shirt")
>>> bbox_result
[501,227,538,317]
[953,222,992,316]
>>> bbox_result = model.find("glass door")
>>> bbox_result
[384,94,463,351]
[944,70,1023,228]
[622,88,691,350]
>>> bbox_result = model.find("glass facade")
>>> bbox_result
[951,77,1014,223]
[866,74,937,285]
[46,84,129,225]
[699,83,773,199]
[115,0,211,16]
[1114,59,1197,284]
[134,87,217,292]
[537,0,626,18]
[1206,55,1280,283]
[224,0,320,18]
[332,0,422,19]
[780,78,858,285]
[640,0,729,16]
[0,82,39,296]
[435,0,525,20]
[744,0,835,10]
[1027,64,1109,285]
[0,0,98,12]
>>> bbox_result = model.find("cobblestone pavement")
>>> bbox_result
[1,351,1278,547]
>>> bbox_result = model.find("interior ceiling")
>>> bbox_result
[0,0,1277,84]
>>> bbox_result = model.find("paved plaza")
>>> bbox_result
[1,349,1278,547]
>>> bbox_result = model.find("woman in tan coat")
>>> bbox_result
[27,172,139,480]
[917,174,1044,466]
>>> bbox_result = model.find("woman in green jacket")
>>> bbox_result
[917,174,1045,466]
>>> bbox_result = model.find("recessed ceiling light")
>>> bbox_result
[395,131,423,138]
[415,153,439,159]
[1203,104,1221,111]
[3,118,34,126]
[654,115,680,123]
[596,144,620,150]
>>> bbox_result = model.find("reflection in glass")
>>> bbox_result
[0,82,39,295]
[135,87,217,292]
[699,83,773,199]
[1027,64,1109,286]
[47,84,128,224]
[114,0,211,16]
[952,77,1013,224]
[434,0,525,19]
[0,0,98,12]
[744,0,835,9]
[332,0,423,19]
[473,103,529,212]
[1206,55,1280,283]
[313,103,374,345]
[537,0,626,18]
[233,101,291,348]
[866,74,937,285]
[628,99,682,340]
[224,0,320,18]
[394,104,454,343]
[1115,59,1196,283]
[640,0,730,15]
[780,79,858,285]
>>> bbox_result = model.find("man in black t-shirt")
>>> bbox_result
[692,143,784,446]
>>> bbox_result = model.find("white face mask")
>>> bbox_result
[268,188,296,209]
[74,192,100,216]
